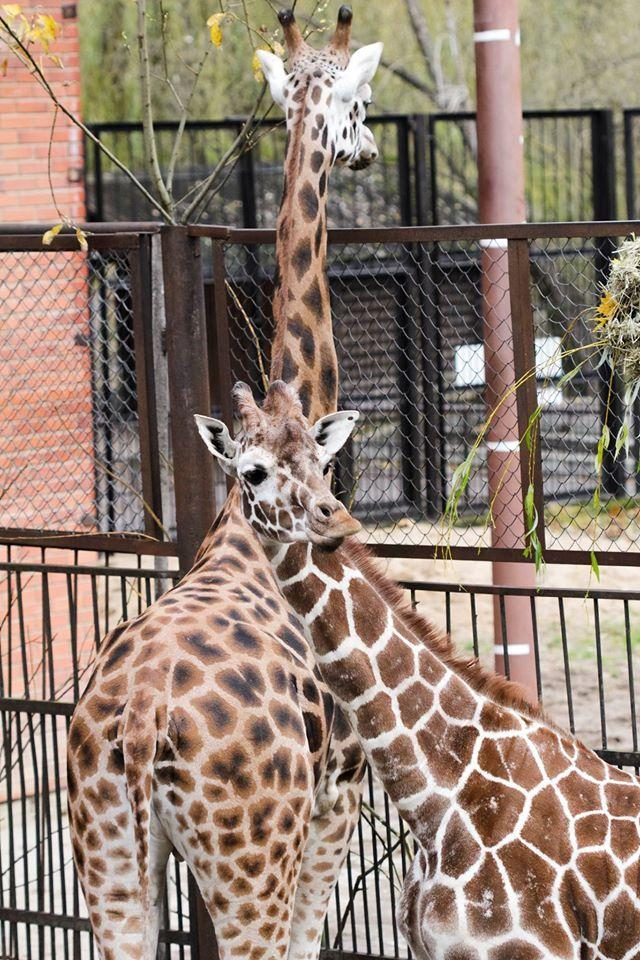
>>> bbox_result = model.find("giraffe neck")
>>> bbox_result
[265,539,541,845]
[269,82,337,424]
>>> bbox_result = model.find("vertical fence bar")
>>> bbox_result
[508,238,546,554]
[412,114,429,226]
[130,234,164,539]
[624,109,637,219]
[396,116,412,226]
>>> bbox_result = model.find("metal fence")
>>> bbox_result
[3,221,640,565]
[2,549,640,959]
[85,109,619,232]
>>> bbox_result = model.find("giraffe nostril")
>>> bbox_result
[318,503,334,519]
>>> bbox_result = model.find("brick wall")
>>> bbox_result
[0,2,95,537]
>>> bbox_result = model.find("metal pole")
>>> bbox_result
[473,0,537,701]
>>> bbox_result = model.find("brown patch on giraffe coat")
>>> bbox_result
[488,944,544,960]
[459,770,525,846]
[600,891,639,956]
[370,733,425,803]
[577,850,621,901]
[319,344,337,407]
[281,348,299,384]
[376,635,416,688]
[417,647,447,686]
[556,768,601,815]
[445,949,481,960]
[193,692,238,738]
[320,649,376,701]
[172,660,204,696]
[521,784,572,864]
[417,715,476,790]
[529,728,573,778]
[171,707,204,762]
[464,852,511,937]
[438,674,477,721]
[202,746,255,798]
[422,884,458,937]
[355,691,396,740]
[610,817,638,860]
[309,590,349,655]
[348,577,387,645]
[397,681,433,728]
[575,812,608,847]
[291,239,313,282]
[440,811,482,879]
[298,181,319,220]
[301,276,323,316]
[604,780,637,817]
[177,631,224,665]
[499,839,576,953]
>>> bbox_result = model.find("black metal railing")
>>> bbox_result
[85,109,618,230]
[2,552,640,959]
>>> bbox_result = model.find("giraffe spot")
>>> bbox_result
[270,840,287,863]
[292,238,312,281]
[320,360,337,407]
[188,800,208,825]
[397,681,433,728]
[528,728,574,777]
[246,717,275,749]
[421,884,458,938]
[321,649,376,703]
[371,734,425,803]
[172,660,204,696]
[194,692,237,737]
[294,755,309,789]
[600,891,639,955]
[438,674,477,720]
[302,710,324,754]
[302,678,320,704]
[227,534,258,559]
[314,219,323,256]
[440,811,482,880]
[220,831,243,854]
[417,647,447,685]
[318,171,327,197]
[281,348,299,383]
[309,590,349,654]
[459,769,525,846]
[270,703,305,741]
[103,638,133,673]
[177,631,224,664]
[218,663,265,706]
[231,877,252,897]
[299,323,315,365]
[575,811,608,847]
[464,851,510,937]
[232,622,262,653]
[301,276,323,316]
[498,839,576,954]
[311,84,321,104]
[488,944,544,960]
[249,798,277,845]
[610,816,638,860]
[170,707,203,761]
[356,692,396,740]
[417,714,477,790]
[310,149,324,172]
[212,891,229,912]
[576,850,620,900]
[349,577,387,646]
[260,747,292,790]
[445,949,481,960]
[522,784,573,864]
[298,181,319,220]
[238,853,266,878]
[203,747,255,797]
[277,624,307,658]
[376,635,415,688]
[155,765,196,793]
[604,780,638,818]
[238,902,260,924]
[556,768,601,815]
[68,717,100,776]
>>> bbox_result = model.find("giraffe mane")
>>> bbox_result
[343,538,554,728]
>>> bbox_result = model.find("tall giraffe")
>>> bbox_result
[67,10,383,960]
[198,379,640,960]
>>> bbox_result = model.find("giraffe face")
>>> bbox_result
[257,42,383,170]
[195,381,361,547]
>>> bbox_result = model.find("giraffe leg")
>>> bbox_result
[288,720,366,960]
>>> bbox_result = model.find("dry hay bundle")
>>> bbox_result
[596,235,640,393]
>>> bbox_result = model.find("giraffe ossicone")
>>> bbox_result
[198,380,640,960]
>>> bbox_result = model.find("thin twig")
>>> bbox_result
[136,0,174,216]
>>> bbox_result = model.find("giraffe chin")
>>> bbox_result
[309,516,361,549]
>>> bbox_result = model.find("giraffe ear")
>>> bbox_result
[310,411,359,457]
[256,50,288,110]
[334,43,383,102]
[194,415,238,475]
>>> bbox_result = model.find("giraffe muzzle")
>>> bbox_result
[311,502,361,543]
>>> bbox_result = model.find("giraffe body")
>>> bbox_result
[68,10,383,959]
[198,381,640,960]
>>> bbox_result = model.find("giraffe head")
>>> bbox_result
[195,380,361,546]
[257,7,383,170]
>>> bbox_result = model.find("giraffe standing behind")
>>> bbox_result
[198,379,640,960]
[67,10,384,960]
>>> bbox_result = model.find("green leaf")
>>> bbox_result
[590,549,600,581]
[614,421,629,461]
[595,424,610,472]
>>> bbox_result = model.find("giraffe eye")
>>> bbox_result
[243,466,268,485]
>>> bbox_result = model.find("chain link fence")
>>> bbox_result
[207,224,640,559]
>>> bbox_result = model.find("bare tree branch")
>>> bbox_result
[136,0,174,217]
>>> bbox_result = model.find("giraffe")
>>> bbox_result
[198,378,640,960]
[67,9,383,960]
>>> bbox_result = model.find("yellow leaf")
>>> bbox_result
[207,12,224,47]
[42,222,63,246]
[1,4,22,19]
[75,227,88,253]
[252,47,267,83]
